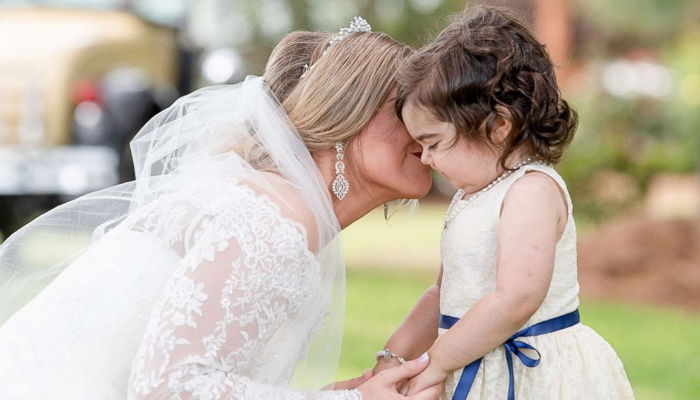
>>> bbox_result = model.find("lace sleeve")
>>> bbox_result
[126,189,359,400]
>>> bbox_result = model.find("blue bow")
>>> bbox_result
[439,309,580,400]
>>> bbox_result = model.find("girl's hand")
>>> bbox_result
[357,354,442,400]
[403,363,449,396]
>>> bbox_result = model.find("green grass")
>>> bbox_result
[579,301,700,399]
[338,203,700,400]
[339,267,700,400]
[339,267,434,378]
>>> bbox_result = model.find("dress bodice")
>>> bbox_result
[440,163,580,329]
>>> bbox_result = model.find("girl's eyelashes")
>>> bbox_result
[427,142,439,150]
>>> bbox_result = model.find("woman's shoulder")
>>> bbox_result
[163,172,319,252]
[125,174,318,253]
[237,172,320,251]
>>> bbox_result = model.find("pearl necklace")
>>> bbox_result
[444,157,537,226]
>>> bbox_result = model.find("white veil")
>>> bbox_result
[0,76,345,393]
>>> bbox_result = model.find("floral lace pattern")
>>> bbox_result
[439,164,635,400]
[124,183,358,400]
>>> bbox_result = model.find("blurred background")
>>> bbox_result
[0,0,698,398]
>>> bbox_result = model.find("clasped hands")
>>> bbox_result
[331,353,446,399]
[376,353,448,397]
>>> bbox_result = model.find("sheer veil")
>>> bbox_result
[0,76,345,391]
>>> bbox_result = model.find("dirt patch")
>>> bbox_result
[578,215,700,313]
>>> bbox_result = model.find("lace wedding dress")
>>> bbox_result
[0,77,360,400]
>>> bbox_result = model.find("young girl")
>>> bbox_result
[372,6,635,400]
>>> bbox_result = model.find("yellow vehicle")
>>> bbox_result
[0,0,245,235]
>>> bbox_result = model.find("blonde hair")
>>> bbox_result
[264,30,413,152]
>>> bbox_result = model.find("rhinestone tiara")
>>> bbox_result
[302,16,372,77]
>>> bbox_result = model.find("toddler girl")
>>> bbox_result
[374,6,635,400]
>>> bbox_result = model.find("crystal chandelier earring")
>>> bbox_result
[332,141,350,200]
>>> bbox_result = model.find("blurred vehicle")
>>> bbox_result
[0,0,245,236]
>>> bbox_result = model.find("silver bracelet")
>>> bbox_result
[376,348,406,365]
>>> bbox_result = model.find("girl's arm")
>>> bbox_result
[405,172,568,393]
[373,266,443,374]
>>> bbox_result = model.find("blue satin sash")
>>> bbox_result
[439,309,580,400]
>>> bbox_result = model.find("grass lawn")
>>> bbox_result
[338,203,700,400]
[340,267,700,400]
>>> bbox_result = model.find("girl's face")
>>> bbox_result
[401,101,503,194]
[349,92,433,200]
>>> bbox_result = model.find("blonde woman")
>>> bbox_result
[0,17,440,400]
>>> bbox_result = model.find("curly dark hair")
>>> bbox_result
[396,5,578,167]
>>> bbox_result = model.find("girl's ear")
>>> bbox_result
[492,106,513,146]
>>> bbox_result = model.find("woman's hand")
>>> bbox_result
[402,362,448,396]
[372,357,402,375]
[357,354,442,400]
[325,369,374,390]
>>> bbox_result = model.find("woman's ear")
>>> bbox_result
[492,106,513,146]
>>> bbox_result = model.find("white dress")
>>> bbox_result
[439,163,635,400]
[0,178,359,400]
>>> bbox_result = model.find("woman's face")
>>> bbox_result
[348,91,432,201]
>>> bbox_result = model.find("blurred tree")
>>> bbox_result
[533,0,573,80]
[289,0,313,29]
[220,0,699,222]
[573,0,700,57]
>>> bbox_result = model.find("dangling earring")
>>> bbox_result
[384,203,389,221]
[331,141,349,200]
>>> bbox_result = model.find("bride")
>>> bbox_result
[0,17,441,400]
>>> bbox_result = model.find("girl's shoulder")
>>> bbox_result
[499,164,571,233]
[505,169,567,207]
[500,163,571,208]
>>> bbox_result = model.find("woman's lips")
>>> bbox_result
[411,151,422,159]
